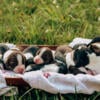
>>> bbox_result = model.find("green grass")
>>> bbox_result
[0,0,100,100]
[0,0,100,44]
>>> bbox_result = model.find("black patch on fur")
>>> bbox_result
[57,62,68,74]
[88,37,100,46]
[25,57,34,66]
[36,48,54,64]
[0,44,9,58]
[5,51,26,70]
[73,49,89,68]
[23,46,39,56]
[69,66,86,75]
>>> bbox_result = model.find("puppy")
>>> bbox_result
[34,47,55,65]
[65,37,100,75]
[3,49,26,74]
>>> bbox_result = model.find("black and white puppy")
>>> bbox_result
[65,37,100,75]
[25,47,55,71]
[3,49,26,74]
[34,47,55,65]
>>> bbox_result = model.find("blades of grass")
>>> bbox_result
[35,89,40,100]
[93,92,100,100]
[18,88,33,100]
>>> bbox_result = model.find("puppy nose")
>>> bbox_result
[14,65,25,74]
[17,67,25,74]
[34,58,40,64]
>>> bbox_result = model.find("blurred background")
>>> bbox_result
[0,0,100,45]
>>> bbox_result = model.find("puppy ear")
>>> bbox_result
[91,43,100,55]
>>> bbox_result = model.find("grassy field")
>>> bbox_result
[0,0,100,100]
[0,0,100,45]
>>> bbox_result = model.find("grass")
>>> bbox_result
[0,0,100,44]
[0,0,100,100]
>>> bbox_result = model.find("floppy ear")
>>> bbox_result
[91,43,100,55]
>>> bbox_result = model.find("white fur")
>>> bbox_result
[0,54,2,59]
[92,43,100,48]
[86,53,100,74]
[65,51,75,68]
[41,64,59,72]
[17,54,22,65]
[24,53,33,60]
[52,50,55,59]
[25,65,32,71]
[3,50,13,63]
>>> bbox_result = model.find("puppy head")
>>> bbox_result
[55,45,72,64]
[90,43,100,55]
[88,42,100,56]
[34,47,54,64]
[3,50,26,74]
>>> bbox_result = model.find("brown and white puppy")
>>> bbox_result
[3,49,26,74]
[25,47,56,72]
[65,37,100,75]
[34,47,55,65]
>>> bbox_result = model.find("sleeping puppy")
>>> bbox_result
[23,46,39,66]
[25,47,56,71]
[3,49,26,74]
[65,37,100,75]
[34,47,55,65]
[24,46,55,65]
